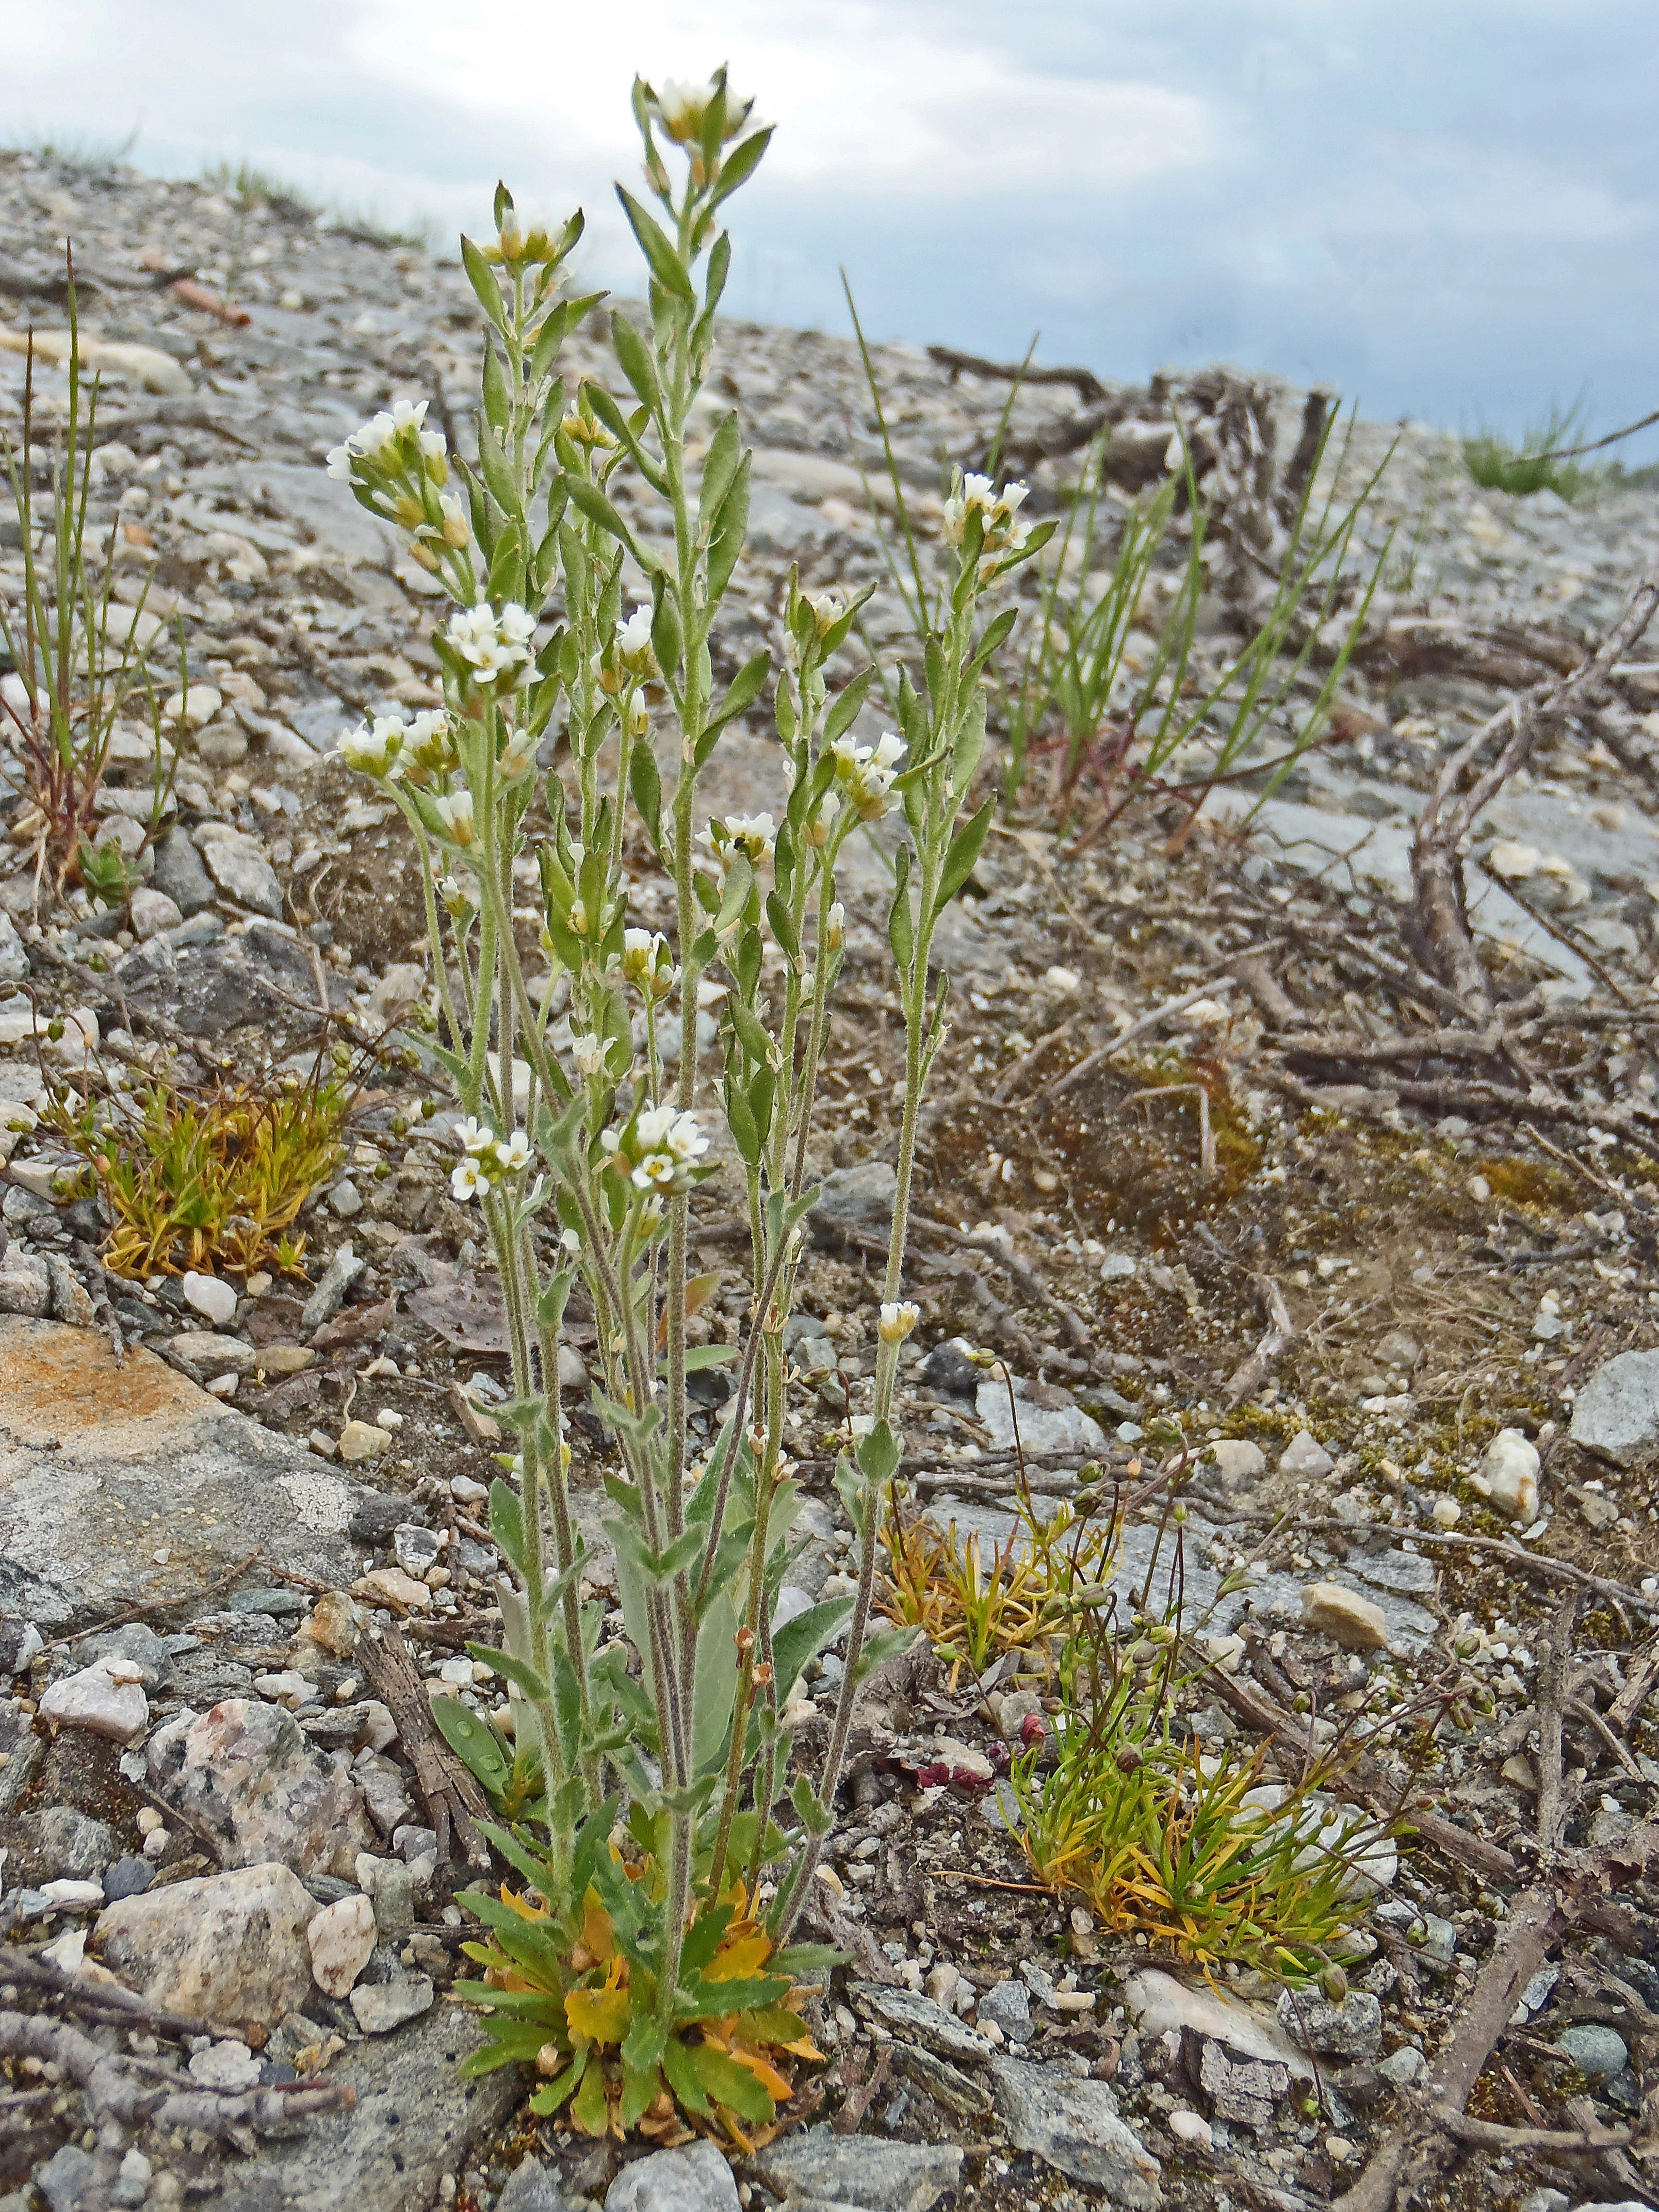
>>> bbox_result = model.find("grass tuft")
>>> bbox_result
[1459,401,1659,500]
[47,1066,352,1280]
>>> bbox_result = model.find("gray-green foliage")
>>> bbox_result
[330,67,1045,2023]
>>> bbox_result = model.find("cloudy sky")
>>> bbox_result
[7,0,1657,459]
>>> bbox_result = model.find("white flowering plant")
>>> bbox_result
[330,69,1047,2139]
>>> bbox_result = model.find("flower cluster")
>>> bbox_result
[335,708,454,784]
[942,470,1030,557]
[450,1116,534,1201]
[600,1103,709,1197]
[327,399,446,487]
[697,812,777,876]
[622,928,678,1003]
[446,601,538,693]
[830,731,905,822]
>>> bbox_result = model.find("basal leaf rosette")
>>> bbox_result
[457,1860,823,2148]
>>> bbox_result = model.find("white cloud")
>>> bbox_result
[347,0,1210,201]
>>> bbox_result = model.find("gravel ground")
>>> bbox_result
[1,147,1659,2212]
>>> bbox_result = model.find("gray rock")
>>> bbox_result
[848,1979,994,2062]
[1570,1350,1659,1466]
[752,2128,961,2211]
[891,2040,993,2115]
[34,2144,98,2212]
[350,1975,435,2033]
[215,2001,521,2212]
[0,911,25,984]
[1277,1987,1383,2061]
[0,1317,375,1630]
[96,1861,316,2028]
[988,2055,1162,2206]
[1198,2039,1288,2132]
[978,1976,1034,2042]
[1515,2193,1568,2212]
[195,827,283,918]
[1555,2023,1629,2079]
[102,1855,154,1901]
[810,1159,898,1236]
[302,1245,365,1332]
[1377,2045,1425,2088]
[1279,1430,1334,1478]
[2,1805,116,1883]
[158,1697,373,1879]
[151,824,217,916]
[607,2142,739,2212]
[496,2158,571,2212]
[0,1254,51,1318]
[974,1378,1107,1459]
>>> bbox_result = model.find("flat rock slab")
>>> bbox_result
[215,2004,520,2212]
[751,2128,962,2212]
[1570,1349,1659,1466]
[0,1318,384,1628]
[988,2056,1162,2207]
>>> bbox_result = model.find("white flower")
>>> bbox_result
[450,1156,487,1202]
[325,442,356,482]
[615,605,654,661]
[879,1300,920,1344]
[572,1034,607,1079]
[806,590,847,635]
[496,1130,533,1173]
[335,714,406,777]
[603,1102,709,1196]
[437,491,470,547]
[650,76,753,145]
[456,1116,498,1157]
[824,900,845,951]
[446,601,536,688]
[433,790,477,848]
[943,468,1031,555]
[831,730,906,821]
[698,812,777,875]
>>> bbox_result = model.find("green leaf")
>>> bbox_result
[489,1479,526,1576]
[934,798,995,912]
[852,1623,918,1686]
[887,844,915,969]
[610,309,662,414]
[822,666,874,748]
[460,236,508,336]
[480,338,512,440]
[706,452,750,607]
[570,2054,610,2134]
[952,688,988,800]
[661,2035,710,2117]
[692,1589,740,1777]
[527,2048,585,2115]
[616,186,695,303]
[429,1697,509,1795]
[699,411,742,532]
[621,2055,664,2130]
[468,1644,549,1703]
[688,2043,777,2124]
[649,580,683,682]
[701,649,770,750]
[629,734,663,853]
[765,891,799,963]
[709,127,774,209]
[681,1343,740,1372]
[855,1417,902,1488]
[771,1593,855,1705]
[773,1942,843,1977]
